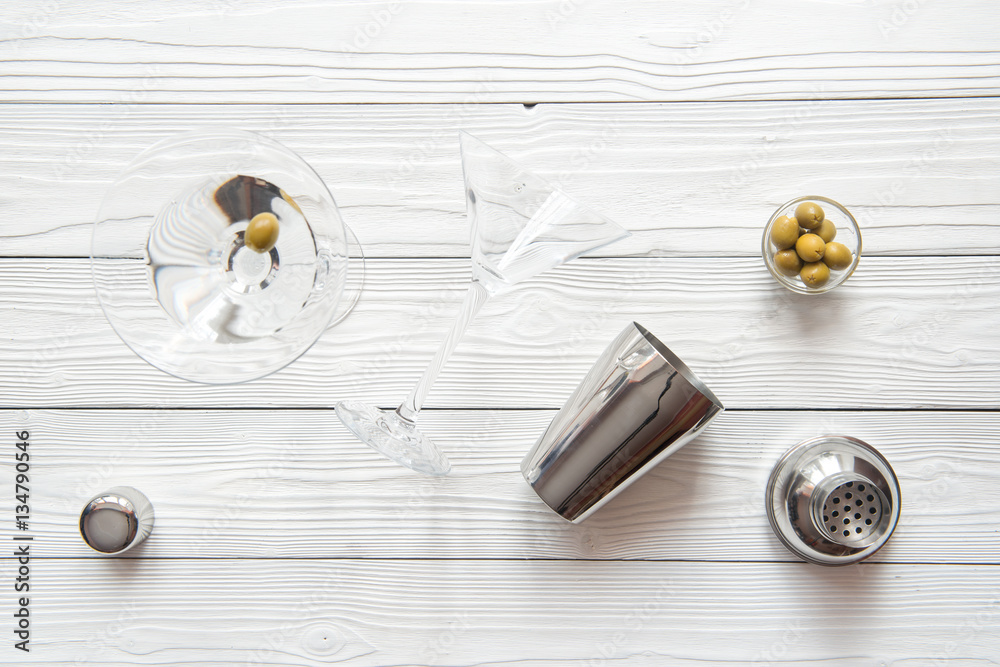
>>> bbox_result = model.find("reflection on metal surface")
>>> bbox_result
[522,322,724,523]
[766,435,901,565]
[79,486,155,555]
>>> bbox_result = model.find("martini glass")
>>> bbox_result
[91,129,362,384]
[336,131,630,475]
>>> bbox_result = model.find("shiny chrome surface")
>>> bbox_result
[765,435,901,566]
[79,486,155,555]
[521,322,724,523]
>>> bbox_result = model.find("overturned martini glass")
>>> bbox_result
[336,132,630,475]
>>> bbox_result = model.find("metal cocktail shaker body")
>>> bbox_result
[522,322,724,523]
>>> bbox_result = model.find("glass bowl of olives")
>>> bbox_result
[762,196,861,294]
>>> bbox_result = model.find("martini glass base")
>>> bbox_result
[335,400,451,475]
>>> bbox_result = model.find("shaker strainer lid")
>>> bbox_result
[765,435,901,566]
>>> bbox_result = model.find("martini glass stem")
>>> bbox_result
[395,279,491,423]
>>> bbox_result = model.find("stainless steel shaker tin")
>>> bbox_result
[521,322,724,523]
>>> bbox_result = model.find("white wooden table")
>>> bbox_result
[2,1,999,665]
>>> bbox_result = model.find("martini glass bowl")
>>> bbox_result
[336,131,630,475]
[92,129,354,384]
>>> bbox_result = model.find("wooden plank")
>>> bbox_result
[1,100,999,257]
[2,0,999,103]
[2,3,996,666]
[1,559,997,665]
[1,256,997,409]
[2,408,996,563]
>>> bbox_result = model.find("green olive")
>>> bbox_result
[769,215,800,250]
[245,212,280,253]
[773,249,803,275]
[795,201,825,230]
[800,261,830,287]
[823,241,853,270]
[815,218,837,243]
[795,233,825,262]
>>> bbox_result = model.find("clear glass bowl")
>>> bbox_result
[761,195,861,295]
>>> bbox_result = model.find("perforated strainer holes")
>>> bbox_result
[821,480,883,542]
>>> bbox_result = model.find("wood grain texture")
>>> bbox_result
[1,99,999,258]
[2,2,999,664]
[1,256,997,409]
[1,408,996,563]
[1,559,997,665]
[2,0,1000,103]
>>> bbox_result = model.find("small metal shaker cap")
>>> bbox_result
[79,486,154,554]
